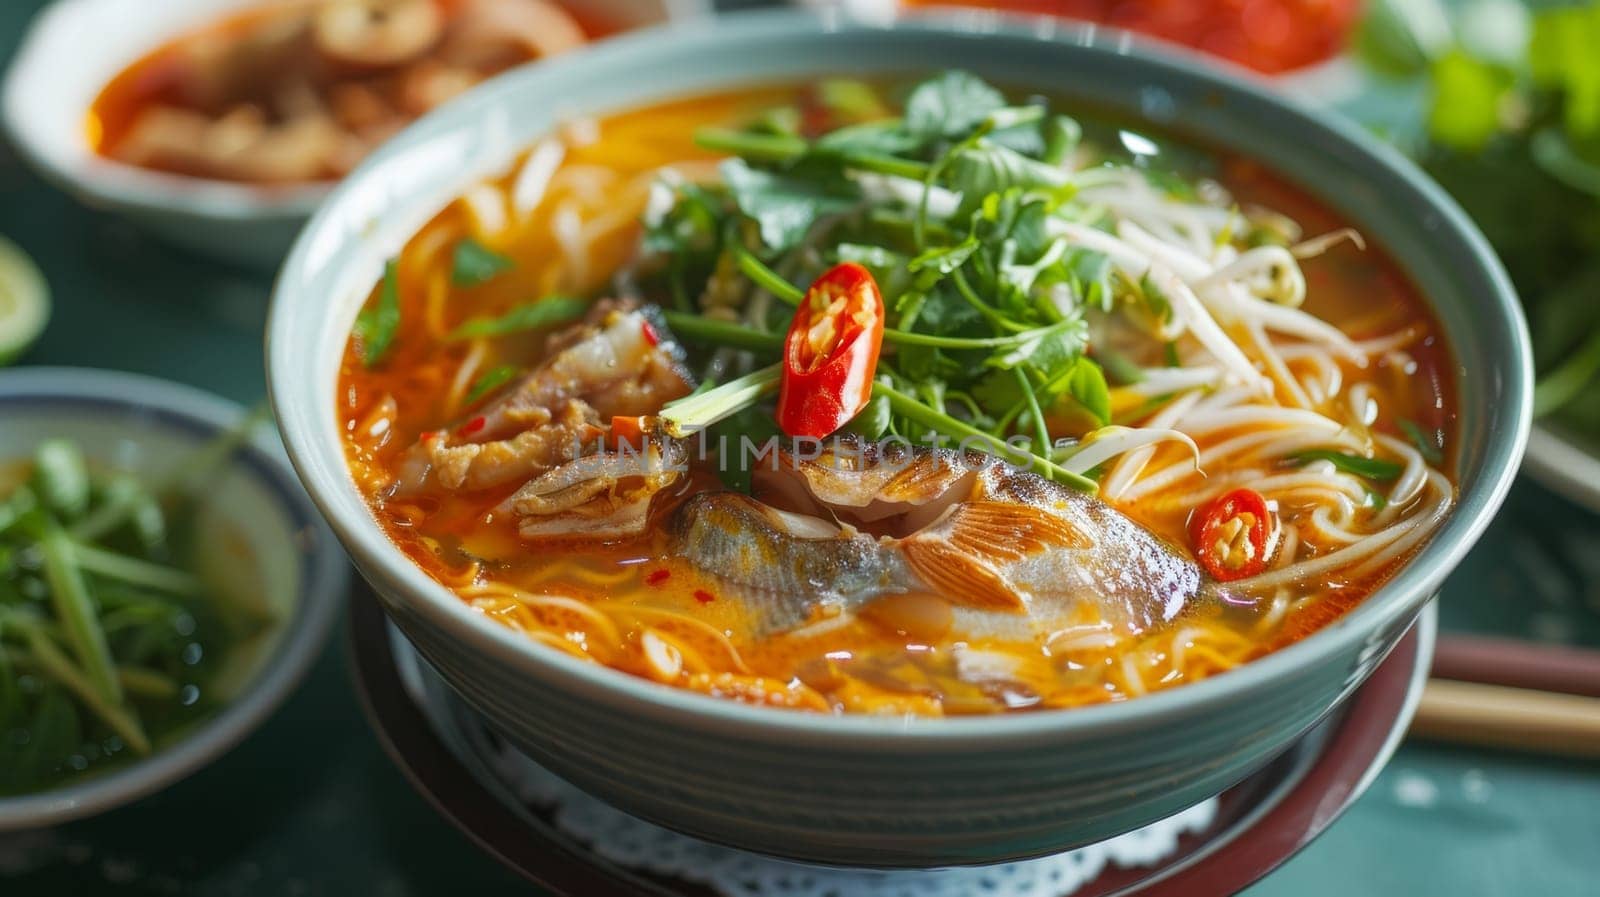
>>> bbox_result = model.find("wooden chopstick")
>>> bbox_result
[1408,635,1600,759]
[1411,679,1600,759]
[1431,635,1600,699]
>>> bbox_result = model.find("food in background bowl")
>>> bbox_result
[0,429,278,795]
[2,0,702,267]
[336,71,1458,716]
[0,367,347,830]
[89,0,606,185]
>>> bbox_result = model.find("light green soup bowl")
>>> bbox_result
[267,9,1530,868]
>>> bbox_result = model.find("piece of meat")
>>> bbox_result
[424,399,600,492]
[476,307,693,439]
[393,303,693,494]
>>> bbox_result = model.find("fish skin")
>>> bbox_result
[667,492,917,633]
[672,438,1235,639]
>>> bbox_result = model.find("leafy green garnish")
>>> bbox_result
[947,142,1071,203]
[812,78,891,127]
[450,238,514,287]
[648,71,1227,490]
[843,391,893,439]
[721,159,859,251]
[1398,418,1445,465]
[1365,486,1389,512]
[466,365,519,405]
[1291,450,1405,481]
[1351,1,1600,425]
[355,259,401,367]
[904,70,1006,140]
[450,296,588,340]
[1057,356,1112,426]
[2,423,272,795]
[1427,49,1513,152]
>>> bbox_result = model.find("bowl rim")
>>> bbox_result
[267,7,1532,744]
[0,366,349,829]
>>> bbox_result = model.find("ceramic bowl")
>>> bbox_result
[0,367,347,830]
[267,9,1531,867]
[1,0,708,269]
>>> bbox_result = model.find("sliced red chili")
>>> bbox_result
[693,589,716,605]
[1189,488,1275,582]
[644,569,671,586]
[456,415,486,437]
[640,319,661,347]
[776,262,885,438]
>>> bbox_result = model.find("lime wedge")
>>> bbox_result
[0,235,49,365]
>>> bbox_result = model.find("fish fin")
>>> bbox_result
[940,501,1092,559]
[878,456,974,505]
[900,538,1027,613]
[900,502,1090,613]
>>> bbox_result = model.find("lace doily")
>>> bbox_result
[486,745,1218,897]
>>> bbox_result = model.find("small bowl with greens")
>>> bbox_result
[0,367,345,828]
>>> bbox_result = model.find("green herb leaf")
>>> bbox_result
[706,405,783,493]
[1398,418,1445,464]
[355,259,402,367]
[843,391,893,439]
[1291,450,1405,481]
[32,439,90,519]
[947,142,1071,209]
[814,78,892,125]
[1353,0,1448,78]
[1365,485,1389,511]
[721,159,860,251]
[643,181,725,257]
[466,366,520,405]
[1427,49,1513,152]
[904,70,1006,141]
[450,238,514,287]
[1042,115,1083,166]
[450,296,588,340]
[908,238,980,278]
[986,316,1089,372]
[1061,356,1111,426]
[1136,270,1173,322]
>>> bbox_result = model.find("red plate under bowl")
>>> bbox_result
[349,584,1434,896]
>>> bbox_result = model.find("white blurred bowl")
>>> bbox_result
[1,0,708,269]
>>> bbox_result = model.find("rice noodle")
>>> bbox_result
[511,138,566,218]
[1058,425,1201,477]
[444,339,488,418]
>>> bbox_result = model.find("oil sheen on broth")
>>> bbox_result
[337,79,1457,716]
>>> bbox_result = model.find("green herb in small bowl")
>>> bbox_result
[0,369,346,828]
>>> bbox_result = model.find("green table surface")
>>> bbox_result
[2,2,1597,893]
